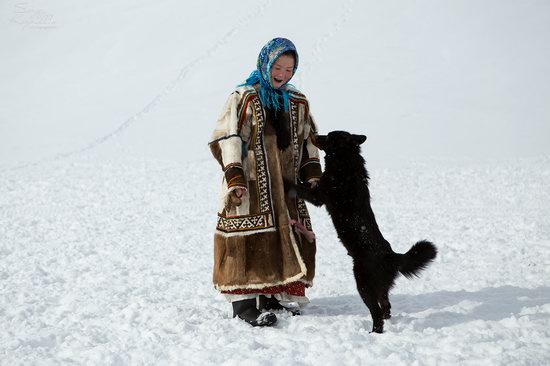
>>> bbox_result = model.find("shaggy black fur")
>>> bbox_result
[286,131,437,333]
[265,95,291,151]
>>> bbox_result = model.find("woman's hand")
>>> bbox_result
[234,188,244,198]
[290,219,316,243]
[225,187,246,210]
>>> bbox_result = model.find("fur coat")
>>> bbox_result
[208,84,322,292]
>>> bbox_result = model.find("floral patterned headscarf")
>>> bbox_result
[239,38,299,112]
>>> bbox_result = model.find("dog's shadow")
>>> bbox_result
[306,286,550,331]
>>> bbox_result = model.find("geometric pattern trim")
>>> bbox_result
[290,98,312,230]
[216,213,272,233]
[251,96,274,215]
[216,94,275,234]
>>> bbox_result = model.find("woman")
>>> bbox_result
[208,38,322,327]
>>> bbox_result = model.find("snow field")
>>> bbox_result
[2,0,550,362]
[1,156,549,365]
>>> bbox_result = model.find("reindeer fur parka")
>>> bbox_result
[208,84,322,292]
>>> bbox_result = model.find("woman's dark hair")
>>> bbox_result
[280,50,296,61]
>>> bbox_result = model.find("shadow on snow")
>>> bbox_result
[306,286,550,331]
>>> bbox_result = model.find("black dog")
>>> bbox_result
[287,131,437,333]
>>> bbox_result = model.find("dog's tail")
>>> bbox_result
[395,240,437,279]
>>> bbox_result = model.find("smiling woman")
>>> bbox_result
[271,52,295,88]
[208,38,323,327]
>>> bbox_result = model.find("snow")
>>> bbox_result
[1,157,549,365]
[1,0,550,365]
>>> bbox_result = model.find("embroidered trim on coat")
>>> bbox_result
[290,99,312,232]
[297,200,312,231]
[251,96,273,214]
[216,213,273,233]
[215,95,275,234]
[290,100,300,170]
[300,158,320,169]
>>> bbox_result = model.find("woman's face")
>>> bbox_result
[271,54,295,89]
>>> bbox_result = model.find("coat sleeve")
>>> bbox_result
[208,91,249,191]
[299,112,323,184]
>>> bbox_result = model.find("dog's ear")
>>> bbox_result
[352,134,367,145]
[313,134,327,150]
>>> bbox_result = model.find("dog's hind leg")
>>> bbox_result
[358,286,384,333]
[355,271,384,333]
[379,291,391,319]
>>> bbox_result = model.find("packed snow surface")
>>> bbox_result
[1,157,549,365]
[2,0,550,365]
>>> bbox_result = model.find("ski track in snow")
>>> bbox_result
[296,0,355,90]
[1,156,549,365]
[2,0,272,174]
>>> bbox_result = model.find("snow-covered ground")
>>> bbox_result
[2,0,550,365]
[1,155,549,365]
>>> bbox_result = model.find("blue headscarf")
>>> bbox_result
[239,38,299,112]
